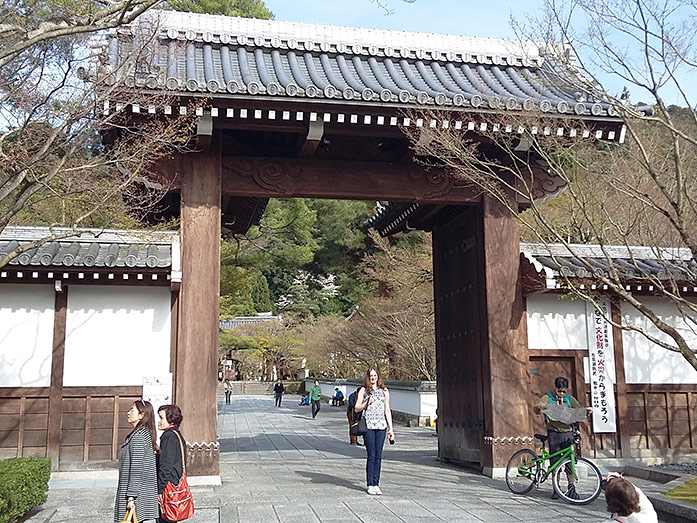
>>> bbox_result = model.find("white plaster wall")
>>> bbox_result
[0,284,55,387]
[527,294,589,350]
[419,391,438,419]
[622,297,697,384]
[64,286,171,386]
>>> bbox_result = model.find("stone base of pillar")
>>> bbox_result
[187,442,220,476]
[484,434,537,470]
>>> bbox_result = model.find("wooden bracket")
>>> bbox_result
[296,119,324,158]
[195,114,213,149]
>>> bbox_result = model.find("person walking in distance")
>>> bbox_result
[309,380,322,419]
[354,367,394,495]
[223,378,232,405]
[273,378,284,407]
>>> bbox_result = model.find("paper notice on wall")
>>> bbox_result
[586,300,617,432]
[143,374,173,438]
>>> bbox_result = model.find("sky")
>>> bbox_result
[263,0,537,38]
[263,0,695,106]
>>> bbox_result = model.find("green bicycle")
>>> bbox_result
[505,432,602,505]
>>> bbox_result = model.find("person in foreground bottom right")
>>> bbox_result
[600,472,657,523]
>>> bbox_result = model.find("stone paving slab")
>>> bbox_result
[24,394,676,522]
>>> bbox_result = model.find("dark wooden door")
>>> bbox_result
[529,356,575,435]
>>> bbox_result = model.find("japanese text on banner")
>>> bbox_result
[586,300,617,432]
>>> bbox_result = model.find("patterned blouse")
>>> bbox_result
[364,387,388,430]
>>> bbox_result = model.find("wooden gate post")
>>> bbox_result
[175,140,221,476]
[481,196,532,473]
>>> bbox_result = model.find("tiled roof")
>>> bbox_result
[97,11,616,118]
[0,226,177,269]
[522,243,697,285]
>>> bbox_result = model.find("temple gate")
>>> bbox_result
[101,11,623,476]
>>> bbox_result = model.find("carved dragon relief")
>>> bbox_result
[224,159,303,195]
[409,167,456,200]
[223,157,475,201]
[517,157,569,204]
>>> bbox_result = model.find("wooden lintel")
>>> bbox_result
[221,157,481,204]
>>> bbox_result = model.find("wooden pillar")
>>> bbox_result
[481,196,532,472]
[433,198,531,475]
[47,287,67,469]
[611,303,630,456]
[175,140,221,476]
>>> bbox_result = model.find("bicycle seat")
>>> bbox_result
[533,433,548,444]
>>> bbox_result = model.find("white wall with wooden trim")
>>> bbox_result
[64,286,171,386]
[526,294,588,350]
[0,284,55,387]
[621,297,697,384]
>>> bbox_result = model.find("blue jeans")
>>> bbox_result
[364,428,386,486]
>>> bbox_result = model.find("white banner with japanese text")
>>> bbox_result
[586,300,617,432]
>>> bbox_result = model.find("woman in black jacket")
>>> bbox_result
[114,400,159,522]
[157,404,187,516]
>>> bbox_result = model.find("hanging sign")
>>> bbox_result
[586,300,617,432]
[143,373,173,438]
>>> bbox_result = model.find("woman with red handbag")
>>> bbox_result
[114,400,160,522]
[157,404,194,522]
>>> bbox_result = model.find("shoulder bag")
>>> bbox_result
[121,506,138,523]
[160,430,195,522]
[350,411,368,436]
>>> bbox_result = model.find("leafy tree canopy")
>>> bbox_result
[168,0,273,18]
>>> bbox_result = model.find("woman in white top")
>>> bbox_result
[600,473,658,523]
[354,367,394,495]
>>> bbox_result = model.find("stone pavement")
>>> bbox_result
[25,394,668,522]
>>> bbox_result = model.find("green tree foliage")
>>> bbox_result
[296,230,436,380]
[220,321,302,380]
[168,0,273,19]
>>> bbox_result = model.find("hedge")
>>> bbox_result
[0,457,51,523]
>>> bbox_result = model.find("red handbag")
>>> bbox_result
[160,430,195,522]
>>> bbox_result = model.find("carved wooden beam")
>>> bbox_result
[221,157,482,204]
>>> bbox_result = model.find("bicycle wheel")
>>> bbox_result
[505,449,540,494]
[551,456,602,505]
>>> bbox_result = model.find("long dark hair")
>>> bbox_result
[363,367,385,391]
[129,400,159,452]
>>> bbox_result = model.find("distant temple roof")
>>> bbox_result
[98,10,617,118]
[0,226,178,274]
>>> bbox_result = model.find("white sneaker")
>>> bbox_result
[374,485,383,495]
[367,485,377,495]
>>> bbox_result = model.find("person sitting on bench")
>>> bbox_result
[331,388,344,406]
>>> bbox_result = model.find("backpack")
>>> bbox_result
[548,392,571,407]
[544,392,572,425]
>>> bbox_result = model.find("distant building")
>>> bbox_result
[219,312,282,330]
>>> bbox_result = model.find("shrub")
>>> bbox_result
[0,457,51,523]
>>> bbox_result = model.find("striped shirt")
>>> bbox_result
[114,427,159,522]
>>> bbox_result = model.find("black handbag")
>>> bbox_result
[350,412,368,436]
